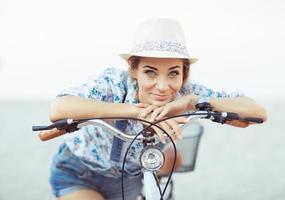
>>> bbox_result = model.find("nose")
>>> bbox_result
[155,77,170,92]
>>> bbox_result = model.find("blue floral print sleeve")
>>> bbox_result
[180,80,244,98]
[57,67,128,103]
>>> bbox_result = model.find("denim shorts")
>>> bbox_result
[49,144,143,200]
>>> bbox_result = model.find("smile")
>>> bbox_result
[152,94,171,101]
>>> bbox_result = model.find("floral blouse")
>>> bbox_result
[57,67,243,178]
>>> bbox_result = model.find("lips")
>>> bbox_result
[152,94,170,101]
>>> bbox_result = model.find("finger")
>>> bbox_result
[159,121,177,141]
[159,121,173,136]
[238,121,249,128]
[38,128,66,141]
[150,107,164,122]
[175,117,189,125]
[140,105,157,118]
[226,120,249,128]
[226,121,234,126]
[39,128,56,135]
[156,106,170,121]
[52,128,65,134]
[152,125,166,144]
[165,119,182,140]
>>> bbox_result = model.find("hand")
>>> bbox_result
[135,103,188,143]
[153,95,195,121]
[226,120,250,128]
[38,128,66,141]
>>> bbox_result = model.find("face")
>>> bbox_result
[132,57,184,106]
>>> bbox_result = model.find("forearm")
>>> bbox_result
[49,95,139,122]
[188,95,267,122]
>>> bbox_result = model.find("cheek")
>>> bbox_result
[137,80,154,103]
[138,83,154,96]
[170,79,183,92]
[137,77,155,91]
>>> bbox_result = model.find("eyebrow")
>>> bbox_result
[143,65,182,70]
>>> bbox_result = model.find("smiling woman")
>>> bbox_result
[39,18,267,200]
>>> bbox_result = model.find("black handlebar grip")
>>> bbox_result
[32,119,69,132]
[49,119,69,129]
[243,117,264,123]
[226,112,240,120]
[226,113,264,123]
[32,126,50,131]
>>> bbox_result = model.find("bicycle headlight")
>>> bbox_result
[140,146,164,171]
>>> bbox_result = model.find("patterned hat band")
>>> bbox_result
[119,18,198,64]
[131,41,189,57]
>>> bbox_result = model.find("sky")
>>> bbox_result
[0,0,284,101]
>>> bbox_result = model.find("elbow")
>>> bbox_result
[252,105,267,123]
[49,98,65,122]
[259,107,268,123]
[49,111,58,123]
[243,97,267,123]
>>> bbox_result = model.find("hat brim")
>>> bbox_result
[119,51,198,64]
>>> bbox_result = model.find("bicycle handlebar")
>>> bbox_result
[32,111,264,141]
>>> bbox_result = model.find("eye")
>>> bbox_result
[144,70,157,77]
[169,70,180,77]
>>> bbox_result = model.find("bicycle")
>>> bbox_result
[32,102,263,200]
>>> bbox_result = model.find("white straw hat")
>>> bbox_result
[119,18,198,64]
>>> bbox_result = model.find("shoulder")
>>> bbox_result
[179,80,197,96]
[99,67,128,81]
[88,67,129,89]
[179,80,244,98]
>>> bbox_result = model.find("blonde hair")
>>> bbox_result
[128,56,190,85]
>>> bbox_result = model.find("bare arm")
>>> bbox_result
[149,95,267,128]
[190,95,267,122]
[49,95,140,122]
[192,95,267,127]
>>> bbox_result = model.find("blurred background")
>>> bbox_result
[0,0,284,199]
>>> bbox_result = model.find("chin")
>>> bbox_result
[151,100,170,107]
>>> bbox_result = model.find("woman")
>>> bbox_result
[42,18,267,200]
